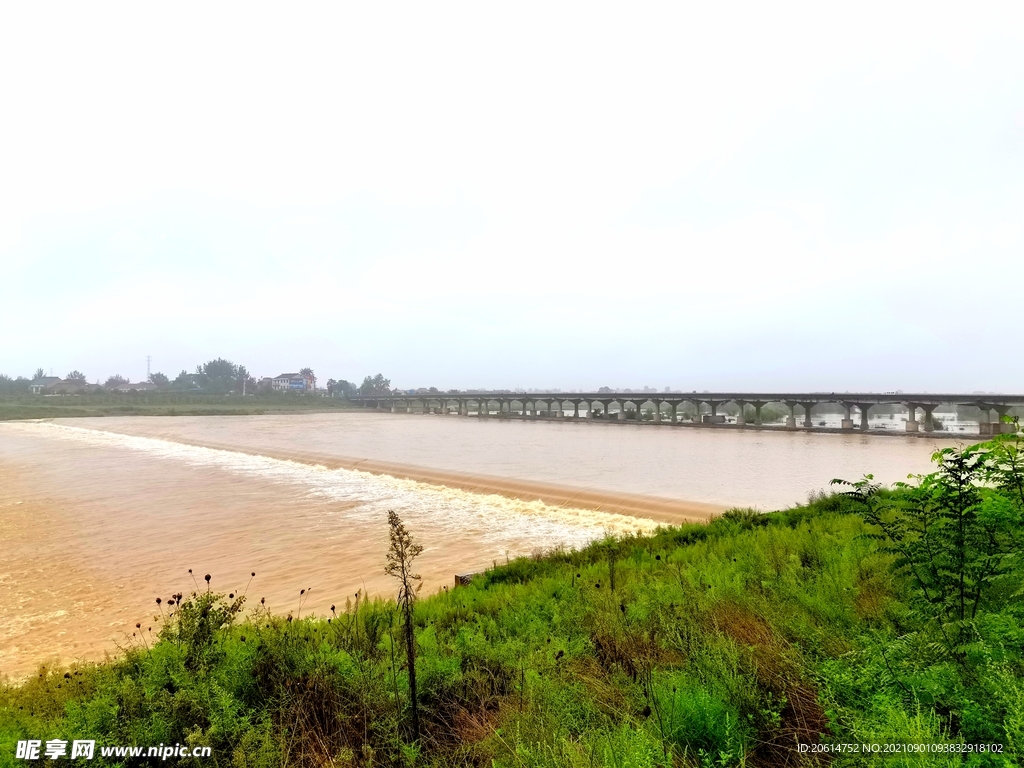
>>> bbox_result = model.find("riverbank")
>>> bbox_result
[0,393,358,421]
[3,486,1020,766]
[463,412,986,439]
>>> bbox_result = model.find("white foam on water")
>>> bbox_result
[4,422,660,551]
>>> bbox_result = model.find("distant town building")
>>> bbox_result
[114,382,159,392]
[29,377,62,394]
[272,373,313,392]
[29,378,100,395]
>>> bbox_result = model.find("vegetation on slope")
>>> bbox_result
[0,392,361,421]
[2,430,1022,767]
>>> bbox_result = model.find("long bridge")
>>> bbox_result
[347,392,1023,435]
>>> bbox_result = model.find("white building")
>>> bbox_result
[272,373,313,392]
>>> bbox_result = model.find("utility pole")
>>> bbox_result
[146,355,151,382]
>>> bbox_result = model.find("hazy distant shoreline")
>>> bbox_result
[1,401,992,441]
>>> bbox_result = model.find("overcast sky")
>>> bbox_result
[2,3,1022,392]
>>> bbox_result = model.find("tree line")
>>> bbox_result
[0,361,396,397]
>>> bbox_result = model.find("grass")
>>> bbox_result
[3,486,1019,767]
[0,393,361,421]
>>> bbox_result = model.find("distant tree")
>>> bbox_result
[385,510,423,742]
[172,370,194,388]
[360,374,391,395]
[199,358,239,381]
[193,358,248,392]
[33,368,45,381]
[326,379,356,398]
[235,365,256,392]
[428,386,438,394]
[299,367,316,390]
[0,375,31,394]
[598,386,613,393]
[149,372,169,386]
[66,371,87,383]
[105,374,128,388]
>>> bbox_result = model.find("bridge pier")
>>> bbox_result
[801,402,815,429]
[785,401,797,429]
[980,405,1011,435]
[905,404,919,433]
[671,402,678,423]
[855,404,870,431]
[736,400,746,426]
[994,405,1011,433]
[690,400,702,423]
[922,405,936,432]
[752,401,766,426]
[704,400,724,424]
[573,401,580,418]
[841,403,853,430]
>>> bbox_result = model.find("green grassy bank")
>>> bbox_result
[2,436,1022,767]
[0,394,359,421]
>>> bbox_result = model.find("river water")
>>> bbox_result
[0,413,964,678]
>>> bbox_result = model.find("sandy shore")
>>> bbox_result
[337,457,726,524]
[104,434,727,524]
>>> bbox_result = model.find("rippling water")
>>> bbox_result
[0,413,961,677]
